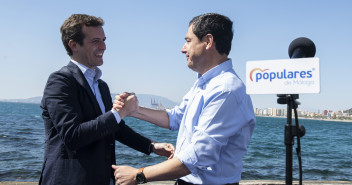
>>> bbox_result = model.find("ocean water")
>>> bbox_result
[0,101,351,182]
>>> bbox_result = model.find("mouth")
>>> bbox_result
[95,52,104,58]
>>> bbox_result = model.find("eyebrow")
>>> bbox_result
[91,37,106,41]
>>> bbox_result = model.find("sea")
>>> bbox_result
[0,101,351,182]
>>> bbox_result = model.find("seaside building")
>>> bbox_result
[254,107,351,120]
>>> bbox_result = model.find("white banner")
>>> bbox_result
[246,58,320,94]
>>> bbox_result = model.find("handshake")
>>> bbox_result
[112,92,139,119]
[111,92,175,159]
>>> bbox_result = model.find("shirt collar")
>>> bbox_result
[196,59,233,87]
[70,59,102,81]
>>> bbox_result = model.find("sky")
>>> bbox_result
[1,0,351,112]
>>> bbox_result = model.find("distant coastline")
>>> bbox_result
[1,99,351,123]
[0,94,179,109]
[256,115,352,123]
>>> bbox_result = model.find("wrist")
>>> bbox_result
[149,141,156,153]
[129,106,140,118]
[116,108,126,119]
[136,167,147,184]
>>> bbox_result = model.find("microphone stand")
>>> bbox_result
[277,94,306,185]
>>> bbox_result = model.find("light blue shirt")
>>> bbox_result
[71,60,121,123]
[167,59,256,184]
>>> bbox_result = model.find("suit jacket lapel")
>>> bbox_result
[98,79,112,112]
[67,61,103,115]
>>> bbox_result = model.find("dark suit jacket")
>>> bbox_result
[39,62,152,185]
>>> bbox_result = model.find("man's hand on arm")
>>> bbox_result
[112,165,138,185]
[152,142,175,159]
[112,157,190,185]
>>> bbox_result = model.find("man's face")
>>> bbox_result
[74,25,106,69]
[181,25,207,74]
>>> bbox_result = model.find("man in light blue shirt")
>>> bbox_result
[112,13,256,185]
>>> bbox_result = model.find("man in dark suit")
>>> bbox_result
[39,14,174,185]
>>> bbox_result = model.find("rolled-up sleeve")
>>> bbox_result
[167,98,188,131]
[177,130,224,174]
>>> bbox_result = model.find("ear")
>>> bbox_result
[68,40,78,53]
[203,34,214,50]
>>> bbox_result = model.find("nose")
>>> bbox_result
[181,43,186,54]
[99,41,106,50]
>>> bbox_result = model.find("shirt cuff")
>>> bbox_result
[111,109,122,124]
[148,141,155,154]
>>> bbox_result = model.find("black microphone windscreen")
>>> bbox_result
[288,37,316,58]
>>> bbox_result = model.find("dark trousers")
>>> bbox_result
[175,179,239,185]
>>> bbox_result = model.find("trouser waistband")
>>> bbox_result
[175,179,239,185]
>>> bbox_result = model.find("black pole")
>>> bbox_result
[281,36,313,184]
[285,96,294,185]
[278,94,302,185]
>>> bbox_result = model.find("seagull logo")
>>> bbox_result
[250,68,269,81]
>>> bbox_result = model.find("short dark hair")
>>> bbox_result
[60,14,104,56]
[189,13,233,55]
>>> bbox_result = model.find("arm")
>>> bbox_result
[112,157,190,184]
[133,107,170,129]
[113,94,170,129]
[141,157,190,181]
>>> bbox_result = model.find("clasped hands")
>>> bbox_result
[112,92,139,119]
[111,92,175,185]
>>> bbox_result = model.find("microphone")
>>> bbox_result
[288,37,316,58]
